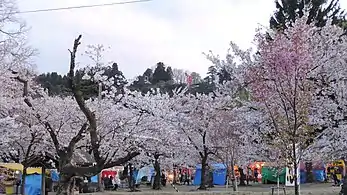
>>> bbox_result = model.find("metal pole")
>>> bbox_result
[226,154,229,191]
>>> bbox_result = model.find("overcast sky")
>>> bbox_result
[16,0,347,79]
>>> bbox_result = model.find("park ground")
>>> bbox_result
[94,183,341,194]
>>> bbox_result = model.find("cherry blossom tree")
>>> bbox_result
[203,12,347,195]
[0,0,37,95]
[0,1,38,193]
[1,35,168,195]
[202,46,258,190]
[209,106,253,190]
[118,89,194,190]
[166,93,232,190]
[245,18,317,194]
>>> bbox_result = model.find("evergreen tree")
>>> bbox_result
[270,0,346,30]
[151,62,172,84]
[217,67,232,84]
[104,63,128,93]
[190,72,202,85]
[143,68,153,82]
[166,66,174,81]
[205,66,217,84]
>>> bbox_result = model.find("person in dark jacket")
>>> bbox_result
[45,175,52,195]
[161,171,167,187]
[254,168,259,183]
[333,171,340,186]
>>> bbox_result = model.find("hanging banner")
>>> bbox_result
[285,165,300,186]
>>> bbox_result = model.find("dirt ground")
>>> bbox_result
[106,182,341,193]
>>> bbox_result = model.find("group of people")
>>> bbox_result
[103,175,120,190]
[177,169,193,185]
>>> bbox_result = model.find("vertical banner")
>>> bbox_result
[285,164,300,186]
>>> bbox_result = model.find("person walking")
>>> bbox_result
[333,171,340,186]
[254,168,259,183]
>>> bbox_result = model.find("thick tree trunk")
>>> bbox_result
[21,167,27,195]
[56,173,74,195]
[98,173,104,192]
[230,159,237,191]
[198,156,207,190]
[153,158,161,190]
[208,170,214,187]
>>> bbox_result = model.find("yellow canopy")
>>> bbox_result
[0,163,45,174]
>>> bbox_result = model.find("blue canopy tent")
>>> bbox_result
[24,173,42,195]
[300,170,325,183]
[135,166,154,184]
[193,163,226,185]
[51,170,99,183]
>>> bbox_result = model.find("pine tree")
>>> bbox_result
[270,0,346,30]
[151,62,171,84]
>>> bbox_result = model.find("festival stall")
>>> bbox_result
[326,160,345,181]
[0,166,18,194]
[299,161,325,183]
[101,166,123,179]
[193,163,227,185]
[248,162,265,182]
[261,166,286,184]
[0,163,47,195]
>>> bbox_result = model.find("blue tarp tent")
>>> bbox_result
[25,174,42,195]
[298,170,325,183]
[300,171,306,183]
[51,170,99,183]
[135,166,154,184]
[313,170,325,182]
[91,175,98,183]
[193,163,226,185]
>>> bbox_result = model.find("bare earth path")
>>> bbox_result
[94,183,341,194]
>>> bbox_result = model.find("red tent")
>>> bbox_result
[101,170,117,178]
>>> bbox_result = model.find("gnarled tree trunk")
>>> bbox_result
[56,173,74,195]
[153,156,161,190]
[198,155,208,190]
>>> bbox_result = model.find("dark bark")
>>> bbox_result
[208,169,214,187]
[56,174,74,195]
[198,131,210,190]
[153,155,161,190]
[41,167,45,195]
[20,168,27,195]
[198,156,208,190]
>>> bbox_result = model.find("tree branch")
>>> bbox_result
[67,35,104,164]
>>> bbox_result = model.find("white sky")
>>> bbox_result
[16,0,347,78]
